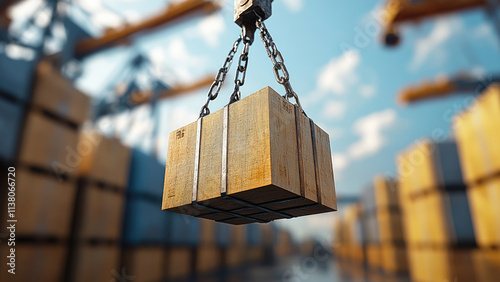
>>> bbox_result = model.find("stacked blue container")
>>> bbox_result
[122,148,170,246]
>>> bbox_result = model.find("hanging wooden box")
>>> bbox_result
[162,87,336,224]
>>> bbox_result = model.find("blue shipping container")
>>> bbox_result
[0,98,24,163]
[127,148,165,198]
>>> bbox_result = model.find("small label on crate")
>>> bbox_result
[176,129,185,139]
[168,188,175,198]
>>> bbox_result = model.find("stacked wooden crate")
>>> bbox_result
[66,130,131,282]
[164,212,201,281]
[0,59,90,282]
[361,176,407,274]
[342,204,366,264]
[225,225,248,268]
[274,228,294,259]
[121,148,168,282]
[397,139,477,282]
[195,219,223,276]
[453,84,500,282]
[246,224,266,263]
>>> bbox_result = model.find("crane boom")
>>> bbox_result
[75,0,220,57]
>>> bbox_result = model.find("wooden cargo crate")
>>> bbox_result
[225,246,246,268]
[18,110,78,174]
[122,247,165,282]
[0,243,66,282]
[247,246,265,262]
[77,130,131,188]
[366,244,381,269]
[364,209,405,244]
[347,245,365,263]
[122,197,170,245]
[343,204,365,246]
[196,245,221,273]
[473,248,500,282]
[16,168,76,238]
[408,246,476,282]
[397,139,464,197]
[380,245,408,274]
[467,176,500,247]
[163,87,336,224]
[200,218,216,245]
[32,60,90,125]
[72,244,120,282]
[77,184,125,241]
[274,230,293,257]
[453,84,500,185]
[403,190,475,246]
[362,176,399,213]
[165,247,193,279]
[0,97,24,163]
[376,209,405,244]
[230,225,247,246]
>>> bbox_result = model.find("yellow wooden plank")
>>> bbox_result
[227,87,273,194]
[314,124,337,209]
[198,109,223,202]
[162,121,197,210]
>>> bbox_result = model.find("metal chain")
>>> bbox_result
[229,32,252,104]
[256,18,306,115]
[200,36,242,117]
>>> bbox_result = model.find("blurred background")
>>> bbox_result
[0,0,499,281]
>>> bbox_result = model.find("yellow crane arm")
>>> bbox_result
[75,0,220,57]
[129,75,214,106]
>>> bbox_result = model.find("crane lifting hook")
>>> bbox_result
[234,0,273,44]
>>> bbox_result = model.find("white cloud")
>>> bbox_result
[149,37,208,83]
[318,50,360,95]
[332,153,348,171]
[411,16,462,69]
[195,14,226,47]
[473,23,492,38]
[169,105,198,131]
[348,109,397,159]
[5,44,35,60]
[360,84,376,98]
[281,0,304,13]
[322,100,346,120]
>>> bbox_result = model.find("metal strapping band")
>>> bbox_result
[310,119,322,204]
[295,106,305,197]
[192,118,203,202]
[221,105,229,194]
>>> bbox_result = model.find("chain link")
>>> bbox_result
[229,33,252,104]
[200,36,242,117]
[256,18,305,115]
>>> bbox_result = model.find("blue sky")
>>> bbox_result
[12,0,497,240]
